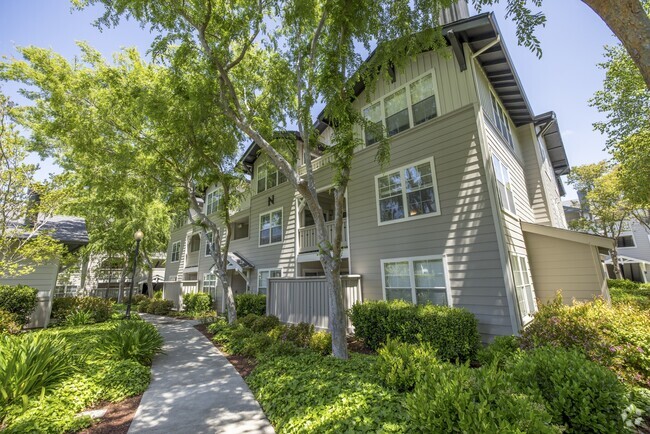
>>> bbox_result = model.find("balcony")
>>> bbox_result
[297,154,335,176]
[298,219,347,253]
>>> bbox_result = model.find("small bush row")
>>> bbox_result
[51,296,113,325]
[234,293,266,317]
[349,299,481,361]
[0,285,38,333]
[137,298,174,315]
[183,292,213,313]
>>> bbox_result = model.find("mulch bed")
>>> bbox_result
[195,323,257,377]
[80,394,142,434]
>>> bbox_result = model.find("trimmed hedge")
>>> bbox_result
[349,300,481,361]
[183,292,212,313]
[234,294,266,317]
[51,297,113,324]
[0,285,38,326]
[137,299,173,315]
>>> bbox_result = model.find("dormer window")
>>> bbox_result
[257,160,287,194]
[363,72,438,146]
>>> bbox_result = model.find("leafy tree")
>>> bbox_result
[0,92,67,277]
[567,162,633,279]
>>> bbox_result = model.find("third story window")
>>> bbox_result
[260,209,283,246]
[205,190,220,215]
[376,158,439,224]
[617,235,636,248]
[257,160,287,194]
[492,156,517,215]
[491,93,514,148]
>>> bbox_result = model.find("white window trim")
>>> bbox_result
[258,207,284,247]
[374,156,441,226]
[380,254,452,306]
[257,268,282,295]
[617,232,637,249]
[205,190,220,215]
[490,92,514,150]
[510,253,537,325]
[170,241,181,263]
[255,159,287,195]
[361,70,440,146]
[491,154,517,217]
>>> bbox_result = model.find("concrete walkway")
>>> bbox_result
[128,315,275,434]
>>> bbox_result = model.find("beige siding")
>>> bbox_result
[347,106,513,339]
[520,125,552,225]
[0,260,60,328]
[524,231,608,303]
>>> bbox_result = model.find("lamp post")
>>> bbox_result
[125,229,144,319]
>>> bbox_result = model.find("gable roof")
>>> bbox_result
[11,215,89,250]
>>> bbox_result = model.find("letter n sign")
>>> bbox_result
[268,195,275,207]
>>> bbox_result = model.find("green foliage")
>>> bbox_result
[406,361,559,433]
[349,300,481,361]
[609,278,650,310]
[234,294,266,317]
[249,315,280,333]
[183,292,212,313]
[0,333,75,410]
[97,320,163,365]
[137,298,151,313]
[309,331,332,356]
[132,294,148,305]
[64,310,94,327]
[508,346,627,433]
[375,338,438,392]
[238,313,261,329]
[207,317,229,335]
[248,353,409,433]
[281,322,314,348]
[51,296,113,324]
[94,359,150,401]
[153,290,163,300]
[142,299,173,315]
[520,295,650,387]
[477,335,521,367]
[238,333,274,359]
[0,284,38,326]
[0,310,21,335]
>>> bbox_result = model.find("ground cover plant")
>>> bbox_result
[0,318,159,433]
[609,279,650,310]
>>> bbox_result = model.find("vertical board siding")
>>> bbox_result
[267,276,362,331]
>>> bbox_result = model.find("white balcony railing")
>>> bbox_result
[298,219,347,253]
[297,154,335,176]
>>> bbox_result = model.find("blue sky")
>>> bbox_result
[0,0,618,199]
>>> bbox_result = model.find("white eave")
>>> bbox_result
[521,222,614,253]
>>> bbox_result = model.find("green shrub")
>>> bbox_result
[146,299,173,315]
[283,322,314,347]
[98,320,164,365]
[239,333,274,358]
[238,313,261,329]
[349,300,481,361]
[207,317,229,335]
[375,338,438,392]
[309,331,332,355]
[153,290,163,300]
[222,326,255,354]
[257,341,303,362]
[609,279,650,310]
[0,333,74,410]
[138,298,151,313]
[64,310,94,326]
[0,284,38,326]
[183,292,212,313]
[405,361,559,433]
[235,293,266,316]
[520,295,650,387]
[250,315,281,333]
[51,296,113,324]
[0,310,21,335]
[508,346,627,433]
[477,335,521,367]
[132,294,148,305]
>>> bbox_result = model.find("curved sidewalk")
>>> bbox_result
[128,315,275,434]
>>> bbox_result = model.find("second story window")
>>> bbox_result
[259,208,283,246]
[205,191,219,215]
[189,233,201,252]
[491,93,514,149]
[171,241,181,263]
[492,156,517,215]
[257,160,287,194]
[363,72,438,146]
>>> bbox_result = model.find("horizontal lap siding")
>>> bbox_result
[520,126,551,225]
[347,106,512,339]
[164,228,186,281]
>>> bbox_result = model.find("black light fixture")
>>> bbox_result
[125,229,144,319]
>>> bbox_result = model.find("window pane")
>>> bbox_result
[364,102,382,123]
[384,89,409,136]
[271,270,281,278]
[406,188,436,216]
[411,95,437,125]
[379,197,405,222]
[271,226,282,243]
[384,262,409,284]
[386,287,412,302]
[271,211,282,227]
[404,163,433,191]
[261,214,270,230]
[378,173,402,199]
[260,229,270,245]
[413,259,445,288]
[416,289,447,306]
[267,166,277,189]
[410,74,434,104]
[506,189,516,214]
[258,178,266,193]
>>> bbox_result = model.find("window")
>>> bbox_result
[492,156,516,215]
[189,233,201,252]
[375,158,440,225]
[232,220,249,240]
[491,93,514,148]
[362,72,438,146]
[258,269,281,295]
[256,160,287,194]
[205,190,220,215]
[617,234,636,248]
[381,256,449,306]
[171,241,181,263]
[205,231,214,256]
[203,273,217,293]
[259,208,283,246]
[171,214,186,230]
[510,254,537,322]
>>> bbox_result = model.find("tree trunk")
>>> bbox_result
[321,254,348,359]
[104,256,112,299]
[79,254,90,296]
[215,267,237,323]
[582,0,650,89]
[610,247,622,279]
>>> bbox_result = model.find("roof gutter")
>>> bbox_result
[471,34,501,59]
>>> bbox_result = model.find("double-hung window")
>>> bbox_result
[491,93,514,148]
[259,208,283,246]
[204,231,214,256]
[375,158,440,225]
[258,269,281,295]
[362,72,438,146]
[205,191,219,215]
[492,156,516,215]
[510,254,536,323]
[616,234,636,248]
[257,160,287,194]
[171,241,181,263]
[381,256,449,306]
